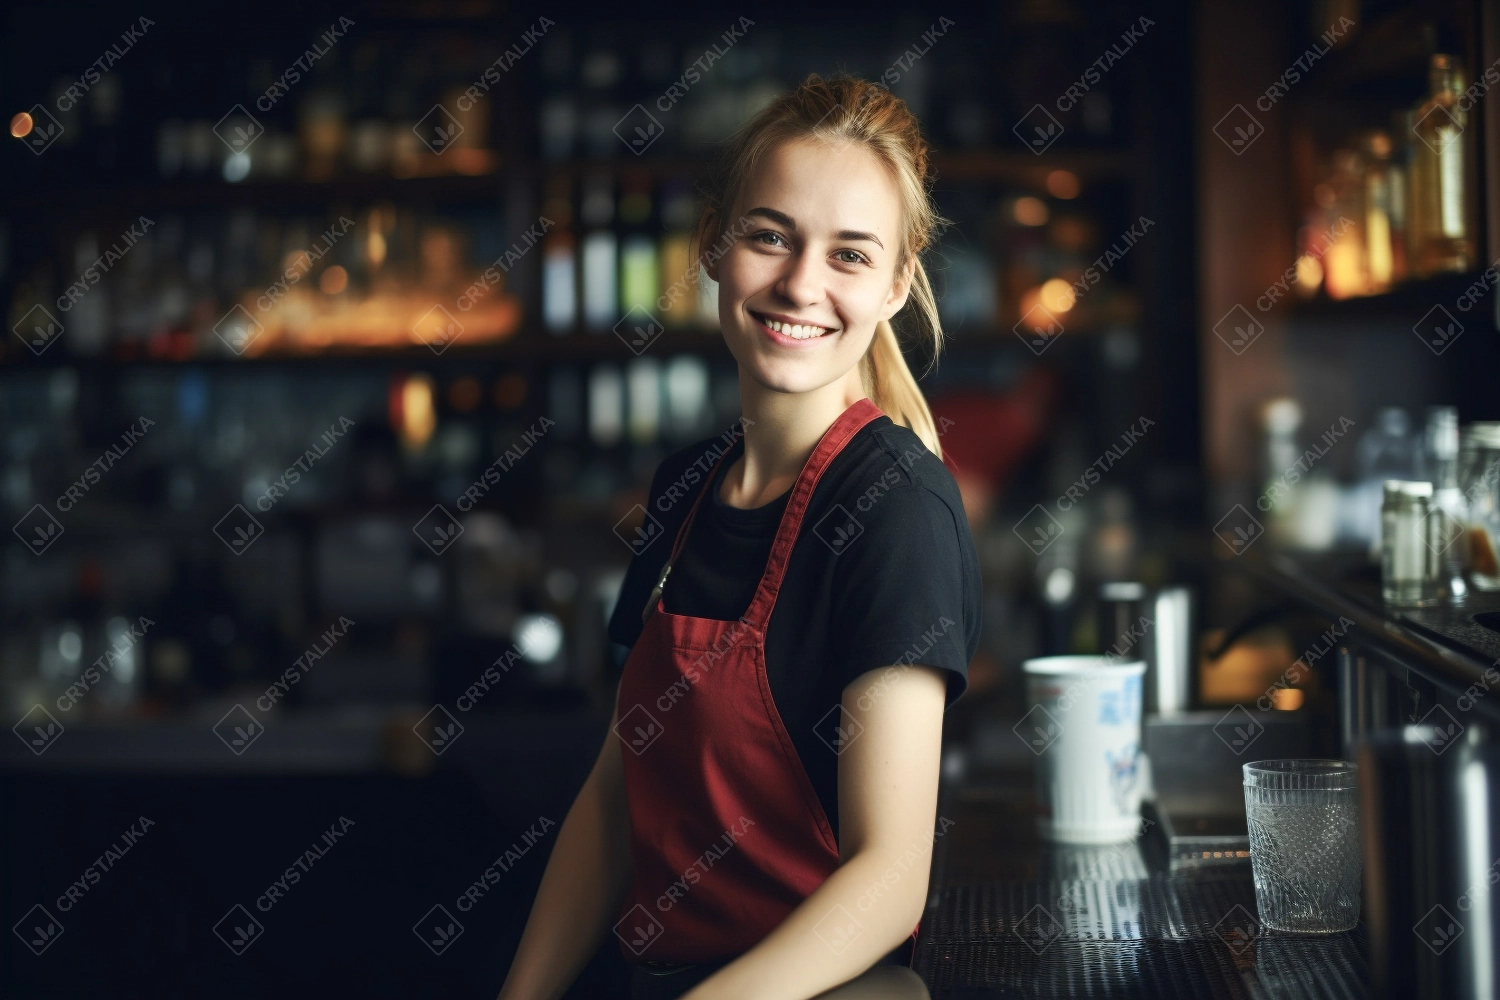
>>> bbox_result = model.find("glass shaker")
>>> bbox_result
[1381,480,1439,606]
[1460,422,1500,591]
[1425,406,1468,602]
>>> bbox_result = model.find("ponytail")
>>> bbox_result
[860,259,944,458]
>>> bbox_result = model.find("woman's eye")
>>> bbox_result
[754,231,787,248]
[835,250,867,265]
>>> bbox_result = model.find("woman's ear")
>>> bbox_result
[880,256,916,321]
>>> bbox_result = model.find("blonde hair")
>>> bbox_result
[693,73,950,458]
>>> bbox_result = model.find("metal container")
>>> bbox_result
[1359,724,1497,999]
[1144,585,1195,715]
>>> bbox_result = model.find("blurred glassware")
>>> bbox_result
[1354,408,1421,557]
[1425,406,1468,602]
[1381,480,1439,607]
[1459,421,1500,591]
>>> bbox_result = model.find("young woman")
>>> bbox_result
[497,74,981,1000]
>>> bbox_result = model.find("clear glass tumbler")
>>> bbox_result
[1242,759,1362,933]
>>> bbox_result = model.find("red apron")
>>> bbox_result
[614,396,913,964]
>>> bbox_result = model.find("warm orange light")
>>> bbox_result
[319,265,348,294]
[1323,240,1362,300]
[397,374,437,450]
[10,112,33,138]
[1040,277,1077,313]
[1017,286,1063,333]
[1046,170,1080,199]
[366,230,387,269]
[1013,196,1049,227]
[1294,255,1323,295]
[1271,687,1305,710]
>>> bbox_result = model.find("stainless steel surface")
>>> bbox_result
[1358,725,1493,1000]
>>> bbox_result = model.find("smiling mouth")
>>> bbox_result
[750,311,838,340]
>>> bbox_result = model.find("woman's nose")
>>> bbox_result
[774,251,825,307]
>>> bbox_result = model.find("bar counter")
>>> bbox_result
[913,752,1370,999]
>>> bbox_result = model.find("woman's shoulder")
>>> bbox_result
[823,416,969,530]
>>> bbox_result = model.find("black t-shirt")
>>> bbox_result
[607,414,982,844]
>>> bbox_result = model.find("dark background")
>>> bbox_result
[1,1,1495,996]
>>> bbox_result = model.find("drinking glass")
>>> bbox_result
[1242,759,1362,933]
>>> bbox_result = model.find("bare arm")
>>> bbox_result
[497,685,633,1000]
[680,663,948,1000]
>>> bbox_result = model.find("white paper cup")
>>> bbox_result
[1022,655,1146,844]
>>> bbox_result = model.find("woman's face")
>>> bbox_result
[708,138,912,397]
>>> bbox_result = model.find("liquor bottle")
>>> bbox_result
[1321,148,1367,299]
[1425,405,1468,602]
[1360,130,1398,294]
[580,174,617,331]
[538,24,578,161]
[541,177,577,333]
[618,176,657,319]
[1406,54,1472,277]
[658,179,698,329]
[588,363,624,447]
[627,356,661,445]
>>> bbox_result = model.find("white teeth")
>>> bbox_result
[762,316,831,339]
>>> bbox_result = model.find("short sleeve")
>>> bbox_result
[827,485,976,707]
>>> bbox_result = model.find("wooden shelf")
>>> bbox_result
[1286,269,1490,322]
[5,146,1138,218]
[1292,8,1441,101]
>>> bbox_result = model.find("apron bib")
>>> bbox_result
[613,397,886,963]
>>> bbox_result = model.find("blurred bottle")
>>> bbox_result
[1425,406,1467,602]
[1320,148,1367,299]
[1406,54,1472,277]
[626,356,661,445]
[658,179,699,329]
[1360,130,1401,293]
[541,177,577,333]
[1460,421,1500,591]
[579,173,617,331]
[299,90,348,181]
[1260,398,1304,546]
[588,363,624,447]
[1355,408,1422,558]
[618,177,657,317]
[537,25,578,161]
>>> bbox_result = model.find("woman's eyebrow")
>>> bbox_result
[744,207,885,250]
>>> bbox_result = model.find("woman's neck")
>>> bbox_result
[719,368,868,509]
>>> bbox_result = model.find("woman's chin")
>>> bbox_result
[738,361,843,397]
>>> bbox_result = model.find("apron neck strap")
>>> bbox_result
[740,397,884,631]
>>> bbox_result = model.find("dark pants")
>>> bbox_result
[628,959,728,1000]
[627,939,913,1000]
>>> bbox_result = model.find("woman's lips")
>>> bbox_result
[750,311,838,346]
